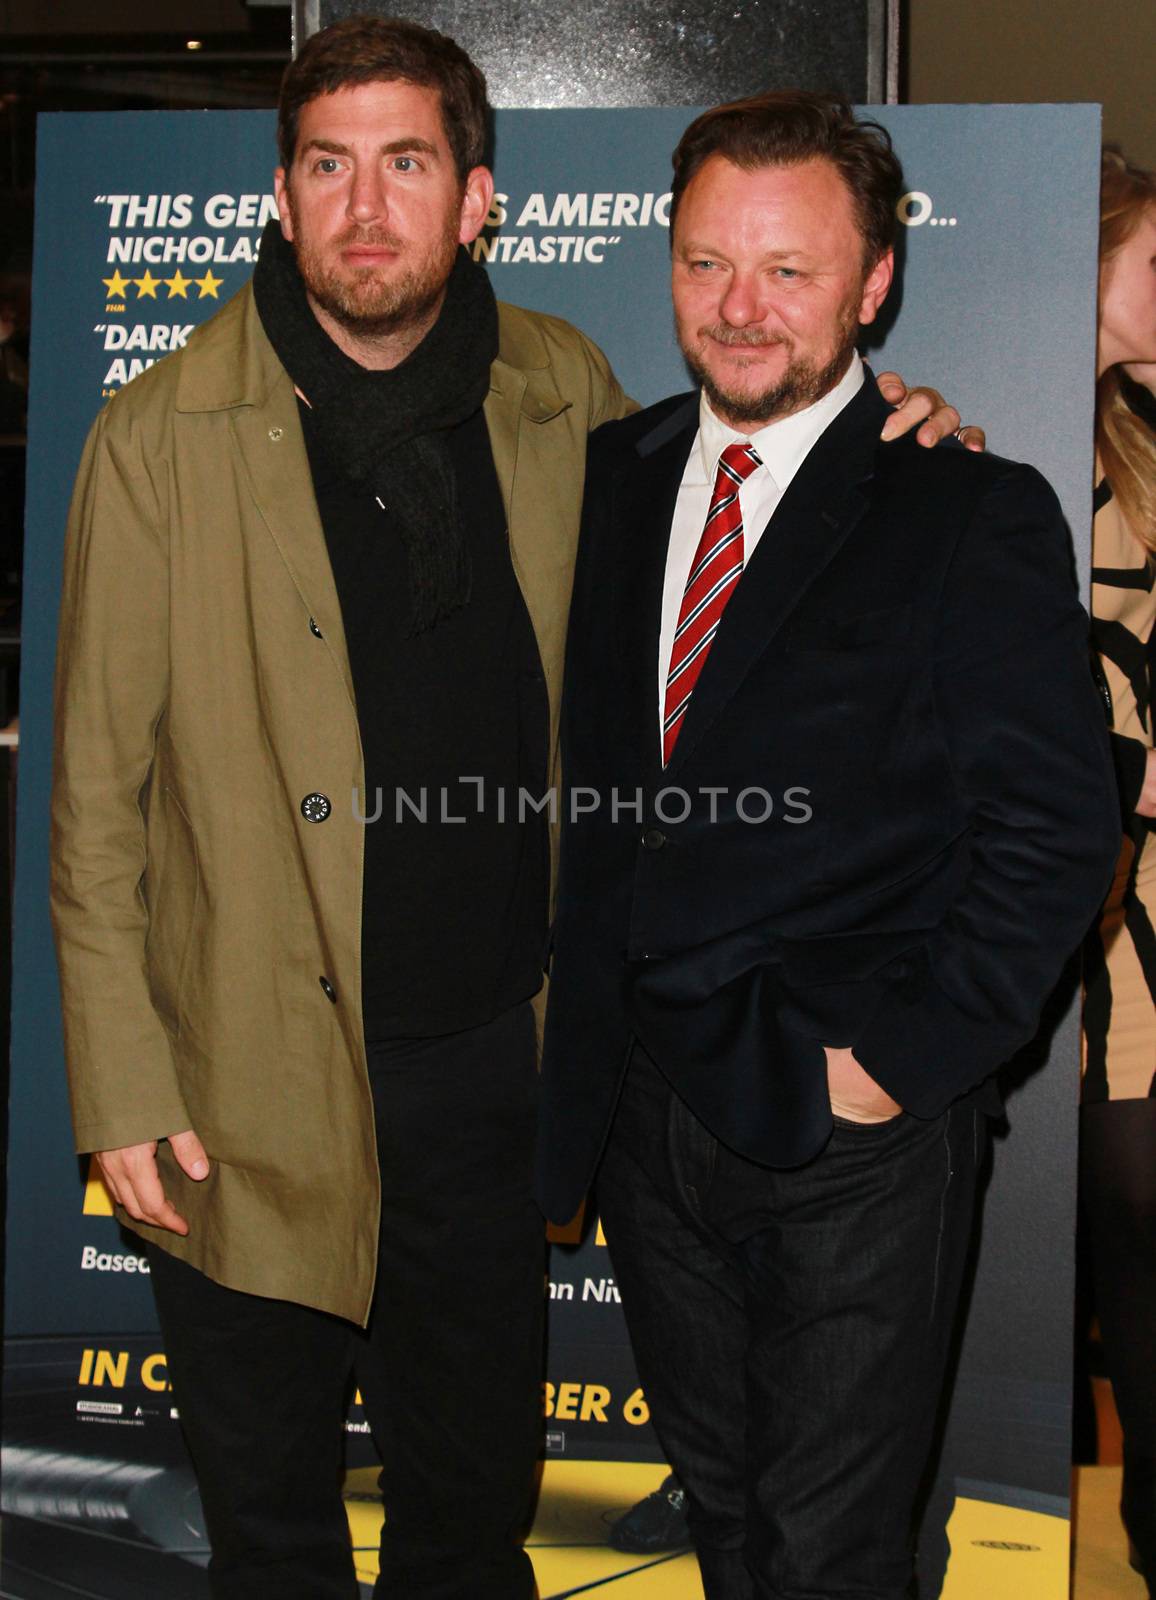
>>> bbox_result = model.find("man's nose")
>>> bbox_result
[718,270,767,328]
[347,165,388,225]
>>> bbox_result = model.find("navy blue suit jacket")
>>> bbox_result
[536,377,1119,1224]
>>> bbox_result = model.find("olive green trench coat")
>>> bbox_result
[51,283,629,1323]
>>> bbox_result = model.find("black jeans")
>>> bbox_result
[147,1002,544,1600]
[1080,1098,1156,1585]
[597,1045,984,1600]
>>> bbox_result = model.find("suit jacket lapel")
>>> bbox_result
[174,285,358,713]
[614,396,700,787]
[231,382,358,715]
[663,380,890,780]
[483,357,526,528]
[484,354,570,594]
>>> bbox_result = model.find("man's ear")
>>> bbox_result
[458,166,496,247]
[273,168,294,242]
[858,248,894,328]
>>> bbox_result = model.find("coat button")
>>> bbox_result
[319,976,337,1003]
[301,792,331,823]
[308,616,323,639]
[641,827,667,851]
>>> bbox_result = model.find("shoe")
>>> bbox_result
[608,1473,692,1554]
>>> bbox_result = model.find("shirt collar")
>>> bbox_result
[696,353,865,490]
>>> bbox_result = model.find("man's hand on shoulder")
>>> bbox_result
[875,371,985,453]
[825,1047,903,1125]
[97,1129,210,1237]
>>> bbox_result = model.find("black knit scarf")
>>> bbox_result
[252,218,499,634]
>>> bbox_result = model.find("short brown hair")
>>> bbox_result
[669,91,902,270]
[278,15,489,182]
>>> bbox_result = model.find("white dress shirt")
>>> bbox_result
[658,354,866,738]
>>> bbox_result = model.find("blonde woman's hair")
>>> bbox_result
[1098,147,1156,550]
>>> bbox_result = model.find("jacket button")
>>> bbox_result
[319,976,337,1003]
[301,792,331,823]
[641,827,666,851]
[308,616,323,639]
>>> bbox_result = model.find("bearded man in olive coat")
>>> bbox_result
[53,19,631,1598]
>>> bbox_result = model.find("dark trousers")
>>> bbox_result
[1080,1098,1156,1584]
[147,1002,544,1600]
[597,1046,984,1600]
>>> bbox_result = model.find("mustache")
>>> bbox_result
[698,325,790,348]
[334,227,406,252]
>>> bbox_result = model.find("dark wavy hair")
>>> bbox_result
[669,90,902,271]
[278,15,489,182]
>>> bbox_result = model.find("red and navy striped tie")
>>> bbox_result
[662,439,762,765]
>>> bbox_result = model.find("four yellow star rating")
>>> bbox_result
[102,268,225,303]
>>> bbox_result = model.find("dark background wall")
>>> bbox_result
[302,0,895,105]
[906,0,1156,168]
[0,0,255,30]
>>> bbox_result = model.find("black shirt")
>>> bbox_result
[299,402,550,1040]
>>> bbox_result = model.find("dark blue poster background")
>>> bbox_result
[4,104,1100,1597]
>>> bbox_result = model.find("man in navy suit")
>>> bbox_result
[538,92,1119,1598]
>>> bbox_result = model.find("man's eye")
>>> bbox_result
[775,268,799,279]
[316,158,340,174]
[392,156,418,172]
[690,259,717,273]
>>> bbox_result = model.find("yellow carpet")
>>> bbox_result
[342,1461,1154,1597]
[1073,1466,1149,1600]
[940,1494,1067,1599]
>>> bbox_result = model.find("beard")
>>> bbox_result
[679,299,860,427]
[287,199,461,340]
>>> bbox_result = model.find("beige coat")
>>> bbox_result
[51,283,629,1323]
